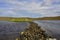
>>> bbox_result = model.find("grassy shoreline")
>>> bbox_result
[0,16,60,22]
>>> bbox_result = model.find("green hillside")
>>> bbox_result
[0,16,60,22]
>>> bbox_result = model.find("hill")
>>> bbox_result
[34,16,60,20]
[0,16,60,22]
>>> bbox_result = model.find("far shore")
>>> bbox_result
[0,16,60,22]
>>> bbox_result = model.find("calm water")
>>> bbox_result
[34,20,60,40]
[0,20,60,40]
[0,21,29,40]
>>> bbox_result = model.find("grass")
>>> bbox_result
[10,18,32,22]
[0,16,60,22]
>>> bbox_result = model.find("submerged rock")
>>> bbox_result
[17,22,56,40]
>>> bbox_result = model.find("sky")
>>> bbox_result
[0,0,60,18]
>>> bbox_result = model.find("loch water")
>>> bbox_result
[0,20,60,40]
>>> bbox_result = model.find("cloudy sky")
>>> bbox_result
[0,0,60,18]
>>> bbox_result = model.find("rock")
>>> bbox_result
[19,22,55,40]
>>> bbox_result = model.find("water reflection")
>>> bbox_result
[34,20,60,40]
[0,20,60,40]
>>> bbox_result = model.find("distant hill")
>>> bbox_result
[0,17,12,21]
[0,16,60,21]
[36,16,60,20]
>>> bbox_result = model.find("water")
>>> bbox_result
[34,20,60,40]
[0,20,60,40]
[0,21,29,40]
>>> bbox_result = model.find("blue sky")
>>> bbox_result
[0,0,60,18]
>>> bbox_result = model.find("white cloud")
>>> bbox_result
[0,0,60,17]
